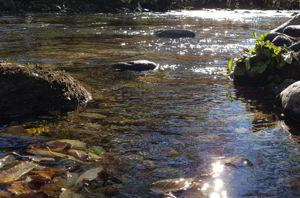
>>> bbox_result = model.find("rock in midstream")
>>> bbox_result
[154,29,196,38]
[0,63,92,120]
[112,60,157,71]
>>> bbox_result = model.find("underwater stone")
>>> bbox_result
[154,29,196,38]
[0,63,92,121]
[112,60,157,71]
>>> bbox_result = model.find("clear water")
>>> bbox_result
[0,9,300,198]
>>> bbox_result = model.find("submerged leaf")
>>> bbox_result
[27,147,84,163]
[67,149,89,161]
[150,178,194,194]
[46,141,71,152]
[89,146,106,156]
[0,161,38,183]
[0,155,17,170]
[59,189,83,198]
[75,167,103,185]
[49,140,87,150]
[7,181,31,195]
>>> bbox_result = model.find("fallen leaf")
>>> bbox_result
[27,147,84,163]
[150,178,194,194]
[0,191,12,198]
[46,141,71,152]
[48,140,87,150]
[0,161,38,183]
[59,189,83,198]
[0,155,17,170]
[67,149,89,161]
[75,167,103,185]
[7,181,31,195]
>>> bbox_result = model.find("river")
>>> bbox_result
[0,9,299,198]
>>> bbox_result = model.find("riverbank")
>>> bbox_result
[0,0,299,14]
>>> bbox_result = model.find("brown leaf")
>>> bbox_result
[0,161,39,183]
[67,149,90,161]
[46,141,71,152]
[7,181,32,195]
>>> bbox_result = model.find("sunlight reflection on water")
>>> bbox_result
[199,161,228,198]
[166,9,293,22]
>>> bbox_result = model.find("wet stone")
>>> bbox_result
[154,29,196,38]
[289,41,300,52]
[112,60,157,72]
[272,35,294,47]
[283,25,300,37]
[0,63,92,121]
[280,81,300,122]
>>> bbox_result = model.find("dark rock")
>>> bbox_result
[264,32,282,42]
[283,25,300,37]
[154,29,196,38]
[0,63,92,121]
[112,60,157,71]
[272,35,293,47]
[273,79,296,97]
[289,41,300,52]
[280,81,300,122]
[272,13,300,33]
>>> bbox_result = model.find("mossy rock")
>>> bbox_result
[0,63,92,121]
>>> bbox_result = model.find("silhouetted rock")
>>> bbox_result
[0,63,92,121]
[112,60,157,71]
[264,32,282,42]
[272,13,300,33]
[155,29,196,38]
[272,35,294,47]
[283,25,300,37]
[289,41,300,52]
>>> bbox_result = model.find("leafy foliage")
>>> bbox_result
[228,33,296,78]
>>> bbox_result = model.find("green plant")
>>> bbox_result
[228,33,296,78]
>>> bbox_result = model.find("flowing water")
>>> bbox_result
[0,9,300,198]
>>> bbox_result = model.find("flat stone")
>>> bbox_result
[154,29,196,38]
[112,60,157,71]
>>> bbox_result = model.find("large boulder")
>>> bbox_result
[283,25,300,37]
[0,63,92,120]
[154,29,196,38]
[280,81,300,122]
[112,60,157,71]
[271,13,300,33]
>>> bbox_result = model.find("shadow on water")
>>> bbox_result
[0,10,299,197]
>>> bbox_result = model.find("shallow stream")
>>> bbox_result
[0,9,300,198]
